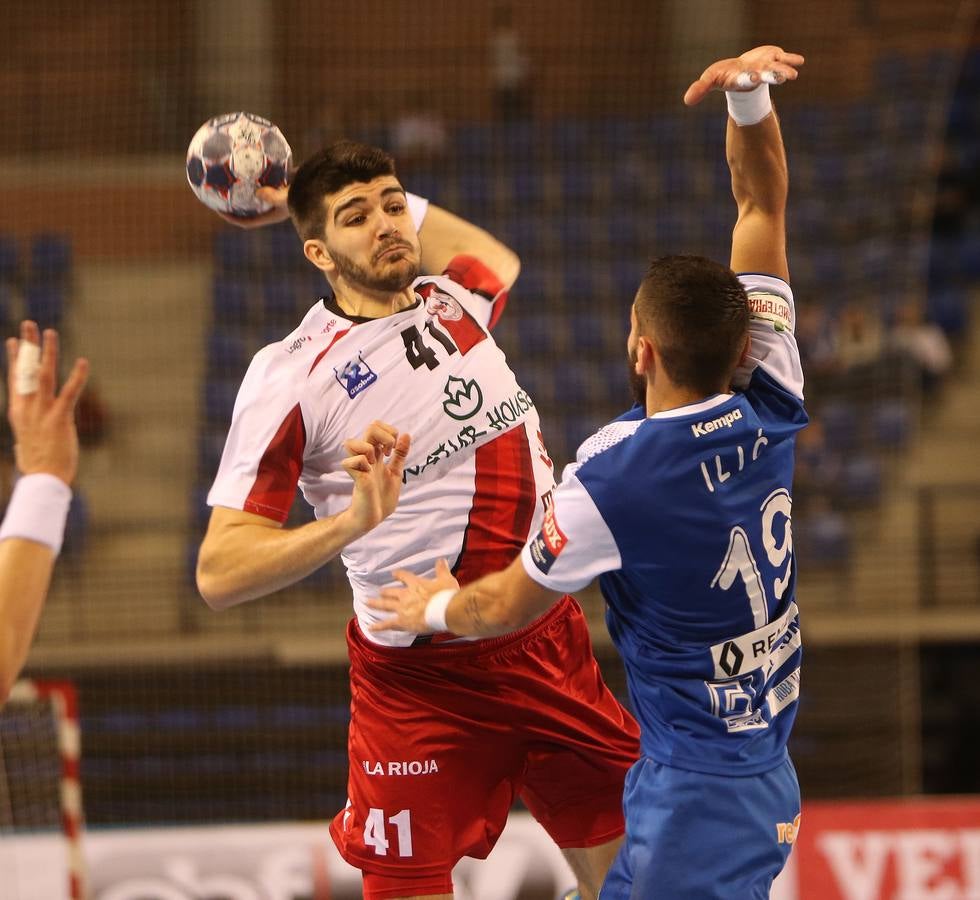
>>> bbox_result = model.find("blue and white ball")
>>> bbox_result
[186,111,291,217]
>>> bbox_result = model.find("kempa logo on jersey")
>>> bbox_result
[691,408,742,438]
[334,353,378,399]
[442,375,483,420]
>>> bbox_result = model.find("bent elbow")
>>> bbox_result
[196,554,235,611]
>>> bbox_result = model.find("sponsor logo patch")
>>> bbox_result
[334,352,378,399]
[442,375,483,420]
[691,408,742,438]
[529,505,567,575]
[424,288,463,321]
[747,291,792,332]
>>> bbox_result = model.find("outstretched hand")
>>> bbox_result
[5,321,89,485]
[215,186,290,229]
[366,559,459,634]
[683,45,804,107]
[341,420,411,536]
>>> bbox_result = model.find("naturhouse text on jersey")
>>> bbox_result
[402,375,535,482]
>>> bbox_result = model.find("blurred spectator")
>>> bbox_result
[391,92,448,167]
[489,4,531,121]
[835,303,884,374]
[793,420,839,514]
[890,300,953,395]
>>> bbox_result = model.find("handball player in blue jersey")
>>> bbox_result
[369,44,807,898]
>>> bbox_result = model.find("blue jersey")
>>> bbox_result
[521,274,806,776]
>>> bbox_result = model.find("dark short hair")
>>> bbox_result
[287,140,398,240]
[634,255,749,394]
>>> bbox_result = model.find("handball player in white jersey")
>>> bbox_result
[197,141,639,900]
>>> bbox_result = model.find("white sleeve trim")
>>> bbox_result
[407,192,429,231]
[733,273,804,400]
[520,474,621,593]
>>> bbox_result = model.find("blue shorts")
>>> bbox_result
[600,755,800,899]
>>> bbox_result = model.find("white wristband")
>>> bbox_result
[726,83,773,127]
[0,473,72,554]
[424,588,455,633]
[406,192,429,231]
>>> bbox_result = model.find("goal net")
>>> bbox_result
[0,680,85,900]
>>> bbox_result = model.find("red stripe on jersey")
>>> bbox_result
[243,403,306,523]
[417,281,487,354]
[443,254,509,332]
[452,425,536,586]
[308,327,352,376]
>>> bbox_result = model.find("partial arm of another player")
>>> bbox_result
[367,555,562,638]
[0,323,88,704]
[684,45,802,279]
[196,423,410,610]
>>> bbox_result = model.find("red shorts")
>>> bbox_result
[329,596,640,898]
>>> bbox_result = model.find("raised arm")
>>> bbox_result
[684,45,803,281]
[0,323,88,703]
[415,204,520,290]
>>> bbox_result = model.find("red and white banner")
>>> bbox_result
[774,797,980,900]
[5,799,980,899]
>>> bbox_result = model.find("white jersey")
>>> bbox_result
[208,259,557,646]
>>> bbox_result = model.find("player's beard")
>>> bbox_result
[627,345,646,406]
[330,242,420,293]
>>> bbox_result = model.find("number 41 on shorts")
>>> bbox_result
[364,807,414,857]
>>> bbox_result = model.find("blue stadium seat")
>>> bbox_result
[560,165,598,204]
[263,279,303,323]
[0,233,19,282]
[508,168,546,207]
[549,119,591,162]
[840,455,882,506]
[198,428,228,473]
[212,278,251,328]
[800,510,851,567]
[561,261,598,304]
[61,491,89,558]
[29,233,72,281]
[926,286,969,339]
[872,399,911,449]
[819,401,860,452]
[456,170,496,214]
[265,223,300,269]
[569,312,611,355]
[204,378,240,425]
[213,230,253,272]
[206,331,249,376]
[454,122,496,162]
[24,284,65,328]
[513,314,557,358]
[558,213,597,251]
[554,364,592,407]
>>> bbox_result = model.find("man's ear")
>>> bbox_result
[738,332,752,368]
[635,335,656,375]
[304,239,334,275]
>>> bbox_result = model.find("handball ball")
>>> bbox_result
[186,111,291,218]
